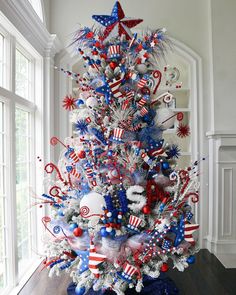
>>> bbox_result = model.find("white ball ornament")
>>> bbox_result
[86,96,98,108]
[80,192,105,220]
[106,227,112,233]
[155,108,176,130]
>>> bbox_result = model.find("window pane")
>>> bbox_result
[27,0,43,21]
[15,108,33,276]
[0,34,4,87]
[0,101,7,292]
[15,49,30,100]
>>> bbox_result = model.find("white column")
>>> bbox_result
[206,131,236,267]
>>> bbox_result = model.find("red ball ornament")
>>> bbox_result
[160,263,169,272]
[142,205,151,214]
[109,62,117,70]
[78,150,86,159]
[73,227,83,237]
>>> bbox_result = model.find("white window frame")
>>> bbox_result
[28,0,44,23]
[0,12,45,295]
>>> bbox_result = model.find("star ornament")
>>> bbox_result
[75,249,89,274]
[92,1,143,41]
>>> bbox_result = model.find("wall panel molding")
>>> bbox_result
[206,131,236,266]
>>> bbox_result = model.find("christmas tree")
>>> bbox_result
[41,2,200,294]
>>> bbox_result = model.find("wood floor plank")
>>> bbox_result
[19,250,236,295]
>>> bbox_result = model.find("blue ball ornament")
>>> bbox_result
[100,227,109,237]
[57,209,64,216]
[76,99,84,107]
[107,150,113,156]
[162,162,170,170]
[187,255,195,264]
[75,286,86,295]
[69,223,78,231]
[110,229,116,237]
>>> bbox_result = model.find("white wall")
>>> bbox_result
[211,0,236,131]
[47,0,236,264]
[42,0,51,31]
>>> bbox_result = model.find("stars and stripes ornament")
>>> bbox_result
[121,99,130,110]
[162,238,172,250]
[96,82,111,104]
[129,123,142,132]
[113,127,124,141]
[88,240,106,278]
[65,148,80,163]
[127,215,143,233]
[148,148,167,158]
[108,45,121,58]
[108,77,123,99]
[75,249,89,274]
[184,221,199,245]
[186,211,194,221]
[137,76,149,88]
[139,107,148,117]
[92,1,143,41]
[137,98,147,108]
[171,215,199,246]
[141,152,153,166]
[85,166,94,179]
[126,90,135,100]
[117,262,138,283]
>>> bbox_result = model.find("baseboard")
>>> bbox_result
[215,254,236,268]
[203,236,236,268]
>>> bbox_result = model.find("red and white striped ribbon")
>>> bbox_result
[89,240,106,278]
[70,168,81,179]
[86,167,93,178]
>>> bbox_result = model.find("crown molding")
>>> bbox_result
[0,0,62,56]
[206,130,236,138]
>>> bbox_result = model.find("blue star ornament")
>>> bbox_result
[74,249,89,274]
[96,82,111,104]
[170,215,185,247]
[92,1,143,41]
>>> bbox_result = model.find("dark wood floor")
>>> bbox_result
[19,250,236,295]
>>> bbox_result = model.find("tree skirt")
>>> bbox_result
[67,274,179,295]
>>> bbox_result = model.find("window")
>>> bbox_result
[27,0,43,22]
[0,13,43,295]
[15,107,34,275]
[15,49,32,101]
[0,101,7,291]
[0,34,4,87]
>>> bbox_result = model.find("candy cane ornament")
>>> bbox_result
[45,163,64,182]
[152,70,162,94]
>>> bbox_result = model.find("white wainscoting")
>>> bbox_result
[206,131,236,268]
